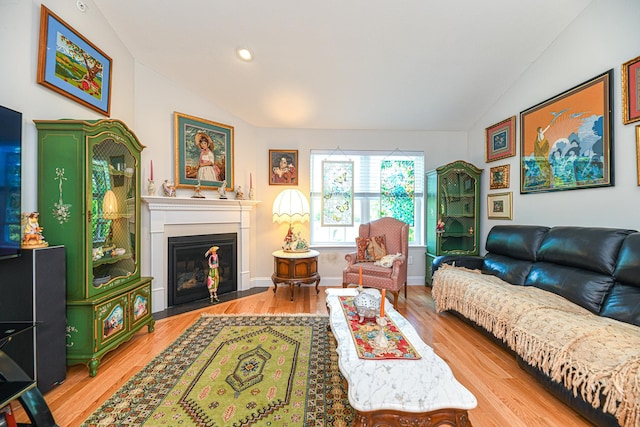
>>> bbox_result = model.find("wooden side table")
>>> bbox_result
[271,249,321,301]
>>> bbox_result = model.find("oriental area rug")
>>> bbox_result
[82,314,354,427]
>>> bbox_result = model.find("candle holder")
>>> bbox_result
[147,179,156,196]
[373,316,389,349]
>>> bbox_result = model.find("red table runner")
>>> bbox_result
[338,296,421,360]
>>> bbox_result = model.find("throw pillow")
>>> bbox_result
[356,234,387,262]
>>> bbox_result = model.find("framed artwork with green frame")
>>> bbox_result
[174,112,234,191]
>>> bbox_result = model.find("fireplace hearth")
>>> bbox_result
[168,233,237,307]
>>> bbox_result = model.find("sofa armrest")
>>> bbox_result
[432,255,484,276]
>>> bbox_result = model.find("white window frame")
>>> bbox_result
[310,149,424,247]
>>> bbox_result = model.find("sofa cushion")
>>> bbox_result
[601,233,640,326]
[483,253,533,286]
[613,232,640,287]
[600,285,640,326]
[526,262,615,314]
[356,234,387,262]
[536,227,635,275]
[485,225,549,261]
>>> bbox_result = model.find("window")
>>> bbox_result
[310,149,424,246]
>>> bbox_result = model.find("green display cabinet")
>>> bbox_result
[35,119,155,376]
[425,160,482,284]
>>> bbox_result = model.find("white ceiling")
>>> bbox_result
[93,0,593,131]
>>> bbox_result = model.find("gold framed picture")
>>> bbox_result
[487,192,512,220]
[489,164,510,190]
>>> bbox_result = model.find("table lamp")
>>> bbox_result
[272,189,310,252]
[102,189,118,246]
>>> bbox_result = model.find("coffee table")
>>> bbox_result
[326,288,477,427]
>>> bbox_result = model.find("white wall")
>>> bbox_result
[468,0,640,250]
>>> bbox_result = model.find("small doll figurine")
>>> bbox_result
[162,180,176,197]
[218,180,228,199]
[436,218,445,234]
[204,246,220,303]
[235,186,245,200]
[191,181,205,198]
[22,212,48,248]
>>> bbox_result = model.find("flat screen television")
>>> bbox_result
[0,105,22,260]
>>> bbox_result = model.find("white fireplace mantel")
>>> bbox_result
[141,196,260,313]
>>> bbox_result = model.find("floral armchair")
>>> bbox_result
[342,217,409,307]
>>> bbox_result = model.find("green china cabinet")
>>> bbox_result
[425,160,482,284]
[35,119,155,377]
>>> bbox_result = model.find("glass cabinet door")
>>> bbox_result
[438,169,477,253]
[90,138,137,289]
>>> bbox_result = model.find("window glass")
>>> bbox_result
[310,149,424,246]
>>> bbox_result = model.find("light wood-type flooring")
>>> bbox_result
[15,285,594,426]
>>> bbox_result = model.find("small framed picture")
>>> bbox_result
[489,164,510,190]
[37,5,112,116]
[485,116,516,163]
[487,192,513,220]
[622,55,640,125]
[269,150,298,185]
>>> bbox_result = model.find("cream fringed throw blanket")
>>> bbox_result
[432,264,640,427]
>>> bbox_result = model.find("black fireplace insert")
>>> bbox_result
[167,233,237,307]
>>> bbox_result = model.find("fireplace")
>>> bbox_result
[168,233,237,307]
[142,196,259,313]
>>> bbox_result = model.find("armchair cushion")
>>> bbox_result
[355,234,387,262]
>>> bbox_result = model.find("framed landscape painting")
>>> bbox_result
[520,70,613,194]
[485,116,516,162]
[37,5,112,116]
[174,112,234,190]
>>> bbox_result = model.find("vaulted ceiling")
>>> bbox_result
[94,0,593,131]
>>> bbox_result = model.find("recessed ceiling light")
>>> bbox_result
[236,48,254,62]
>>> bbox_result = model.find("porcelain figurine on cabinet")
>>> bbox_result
[22,212,48,248]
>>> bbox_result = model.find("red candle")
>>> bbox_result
[380,289,386,317]
[359,266,362,285]
[150,160,154,181]
[250,172,253,189]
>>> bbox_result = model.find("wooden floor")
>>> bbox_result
[17,285,594,426]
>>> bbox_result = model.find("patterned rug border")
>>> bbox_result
[200,313,330,318]
[81,313,350,426]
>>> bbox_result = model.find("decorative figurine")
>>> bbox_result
[218,180,227,199]
[191,180,205,198]
[22,212,48,248]
[204,245,220,303]
[161,180,176,197]
[147,179,156,196]
[283,225,295,251]
[282,226,310,252]
[235,186,245,200]
[373,316,390,349]
[436,218,445,234]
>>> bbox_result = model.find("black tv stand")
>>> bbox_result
[0,323,57,427]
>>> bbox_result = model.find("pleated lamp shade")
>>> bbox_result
[272,189,310,224]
